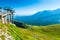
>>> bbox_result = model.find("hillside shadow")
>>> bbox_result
[14,21,26,28]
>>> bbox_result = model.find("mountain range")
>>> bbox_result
[1,8,60,40]
[14,8,60,26]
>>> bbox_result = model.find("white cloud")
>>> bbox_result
[14,8,39,16]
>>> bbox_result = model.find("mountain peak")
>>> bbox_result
[15,8,60,26]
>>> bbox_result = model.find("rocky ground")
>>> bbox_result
[0,25,14,40]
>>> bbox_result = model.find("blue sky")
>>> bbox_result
[0,0,60,16]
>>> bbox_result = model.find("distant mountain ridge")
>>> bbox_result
[15,8,60,26]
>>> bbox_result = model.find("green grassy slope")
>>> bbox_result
[0,23,60,40]
[29,24,60,40]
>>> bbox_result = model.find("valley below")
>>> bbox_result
[0,22,60,40]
